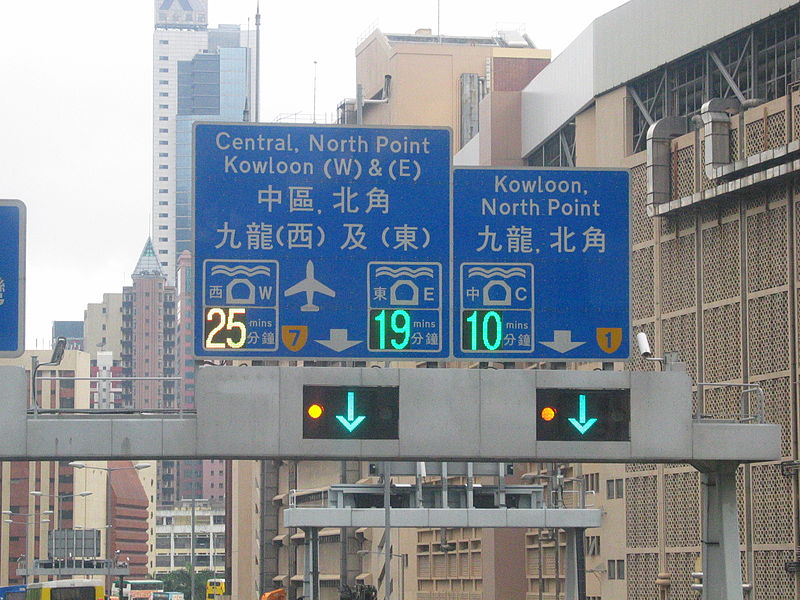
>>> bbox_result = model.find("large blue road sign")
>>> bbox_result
[0,200,25,358]
[453,168,630,361]
[193,123,451,359]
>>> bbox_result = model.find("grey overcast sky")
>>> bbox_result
[0,0,627,349]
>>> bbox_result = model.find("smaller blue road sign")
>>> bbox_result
[0,200,25,358]
[453,168,630,361]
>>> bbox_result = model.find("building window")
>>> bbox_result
[159,56,169,61]
[628,6,800,153]
[159,237,168,242]
[159,225,168,230]
[159,189,168,193]
[158,153,168,157]
[159,68,169,73]
[608,559,625,580]
[159,201,168,206]
[159,92,168,97]
[527,119,575,167]
[159,80,169,85]
[156,555,171,567]
[607,478,624,499]
[159,176,169,181]
[583,472,599,493]
[159,116,168,121]
[159,213,168,218]
[159,140,168,145]
[159,128,169,133]
[159,165,168,169]
[159,40,169,45]
[159,104,169,109]
[159,250,168,254]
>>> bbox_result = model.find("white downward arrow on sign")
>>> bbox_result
[315,329,362,352]
[540,330,585,354]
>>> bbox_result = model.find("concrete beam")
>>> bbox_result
[283,508,603,529]
[0,366,781,464]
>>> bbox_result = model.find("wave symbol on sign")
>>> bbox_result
[211,265,272,277]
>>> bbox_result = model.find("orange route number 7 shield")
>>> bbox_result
[596,327,623,353]
[282,326,308,352]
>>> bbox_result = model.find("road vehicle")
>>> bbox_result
[205,579,224,600]
[26,579,103,600]
[0,585,26,600]
[110,580,164,600]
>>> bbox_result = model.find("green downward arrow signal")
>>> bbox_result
[567,394,598,435]
[336,391,366,433]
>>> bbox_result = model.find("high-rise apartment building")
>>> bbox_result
[151,0,256,284]
[121,239,177,413]
[154,499,225,576]
[84,293,123,360]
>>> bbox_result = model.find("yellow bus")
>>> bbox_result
[26,580,103,600]
[205,579,224,600]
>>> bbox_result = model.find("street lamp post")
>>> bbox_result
[68,462,151,594]
[357,550,408,600]
[184,497,209,600]
[3,512,52,583]
[30,490,93,531]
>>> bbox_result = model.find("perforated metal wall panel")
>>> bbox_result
[626,552,659,600]
[626,475,658,548]
[664,471,700,547]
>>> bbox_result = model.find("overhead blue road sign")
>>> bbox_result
[0,200,25,358]
[453,168,630,360]
[193,123,451,359]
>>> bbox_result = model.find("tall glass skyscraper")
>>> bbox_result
[151,0,255,507]
[152,0,256,284]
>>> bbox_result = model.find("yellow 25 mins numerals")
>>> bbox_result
[205,307,247,349]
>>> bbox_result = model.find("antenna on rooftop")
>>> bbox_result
[437,0,441,43]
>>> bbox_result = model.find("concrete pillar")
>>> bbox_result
[694,462,744,600]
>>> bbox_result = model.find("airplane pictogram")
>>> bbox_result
[284,260,335,312]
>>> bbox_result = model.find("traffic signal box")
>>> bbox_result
[536,388,630,441]
[303,385,400,440]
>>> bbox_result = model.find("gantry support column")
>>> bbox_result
[693,461,743,600]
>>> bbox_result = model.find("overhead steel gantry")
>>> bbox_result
[0,365,778,464]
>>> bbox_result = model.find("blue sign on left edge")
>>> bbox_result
[0,199,25,358]
[193,123,451,359]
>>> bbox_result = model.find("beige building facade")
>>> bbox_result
[456,0,800,598]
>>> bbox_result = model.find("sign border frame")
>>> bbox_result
[0,199,25,358]
[451,165,632,361]
[191,121,455,361]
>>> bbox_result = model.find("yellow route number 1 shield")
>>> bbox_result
[596,327,623,354]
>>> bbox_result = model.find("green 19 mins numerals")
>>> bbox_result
[369,309,412,350]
